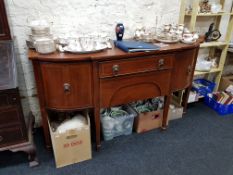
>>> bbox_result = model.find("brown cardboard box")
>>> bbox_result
[219,75,233,91]
[134,110,162,133]
[168,101,183,121]
[48,112,92,168]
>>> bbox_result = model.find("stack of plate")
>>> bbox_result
[26,20,56,54]
[26,20,53,49]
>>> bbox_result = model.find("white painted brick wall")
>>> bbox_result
[4,0,180,126]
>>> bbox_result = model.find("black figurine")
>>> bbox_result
[205,23,221,42]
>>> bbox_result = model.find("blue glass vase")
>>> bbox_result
[115,23,124,41]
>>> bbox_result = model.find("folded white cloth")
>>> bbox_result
[56,114,87,133]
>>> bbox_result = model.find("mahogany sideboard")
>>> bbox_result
[28,42,199,150]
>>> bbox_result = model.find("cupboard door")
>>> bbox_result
[41,62,93,110]
[171,49,196,91]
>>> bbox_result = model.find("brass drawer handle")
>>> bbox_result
[64,83,71,92]
[158,59,164,69]
[0,136,3,142]
[112,64,119,75]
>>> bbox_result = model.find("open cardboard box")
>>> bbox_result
[168,100,184,121]
[48,111,92,168]
[133,109,162,134]
[132,99,184,133]
[219,75,233,91]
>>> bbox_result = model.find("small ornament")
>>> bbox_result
[115,23,124,41]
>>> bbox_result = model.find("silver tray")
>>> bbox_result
[64,48,107,54]
[62,43,109,54]
[154,37,180,44]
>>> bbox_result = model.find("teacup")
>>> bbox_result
[163,24,171,32]
[183,33,194,42]
[178,24,184,31]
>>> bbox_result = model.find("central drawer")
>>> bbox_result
[99,54,174,78]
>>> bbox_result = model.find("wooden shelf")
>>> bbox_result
[194,68,222,76]
[200,41,227,48]
[178,0,233,103]
[185,12,233,17]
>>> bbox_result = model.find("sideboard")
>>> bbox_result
[28,42,199,150]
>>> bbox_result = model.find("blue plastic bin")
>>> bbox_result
[204,95,233,115]
[192,79,216,96]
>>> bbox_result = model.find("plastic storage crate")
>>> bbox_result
[192,79,216,96]
[100,105,137,141]
[204,96,233,115]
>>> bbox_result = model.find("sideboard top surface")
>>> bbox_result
[28,42,200,62]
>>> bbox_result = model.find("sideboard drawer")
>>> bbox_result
[0,89,18,107]
[99,54,174,78]
[0,107,22,128]
[0,126,26,147]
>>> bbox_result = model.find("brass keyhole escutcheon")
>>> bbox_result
[187,65,192,75]
[64,83,71,92]
[158,59,164,69]
[0,136,3,142]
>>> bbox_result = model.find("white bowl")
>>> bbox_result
[34,38,56,54]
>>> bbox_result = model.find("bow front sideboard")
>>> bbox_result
[28,43,199,150]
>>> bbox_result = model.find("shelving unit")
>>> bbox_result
[179,0,233,92]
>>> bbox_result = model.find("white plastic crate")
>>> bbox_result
[100,105,137,141]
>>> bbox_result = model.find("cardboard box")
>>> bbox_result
[48,112,92,168]
[134,110,162,133]
[188,91,199,103]
[168,101,183,121]
[219,75,233,91]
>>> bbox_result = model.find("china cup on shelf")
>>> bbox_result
[211,3,222,14]
[181,33,198,44]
